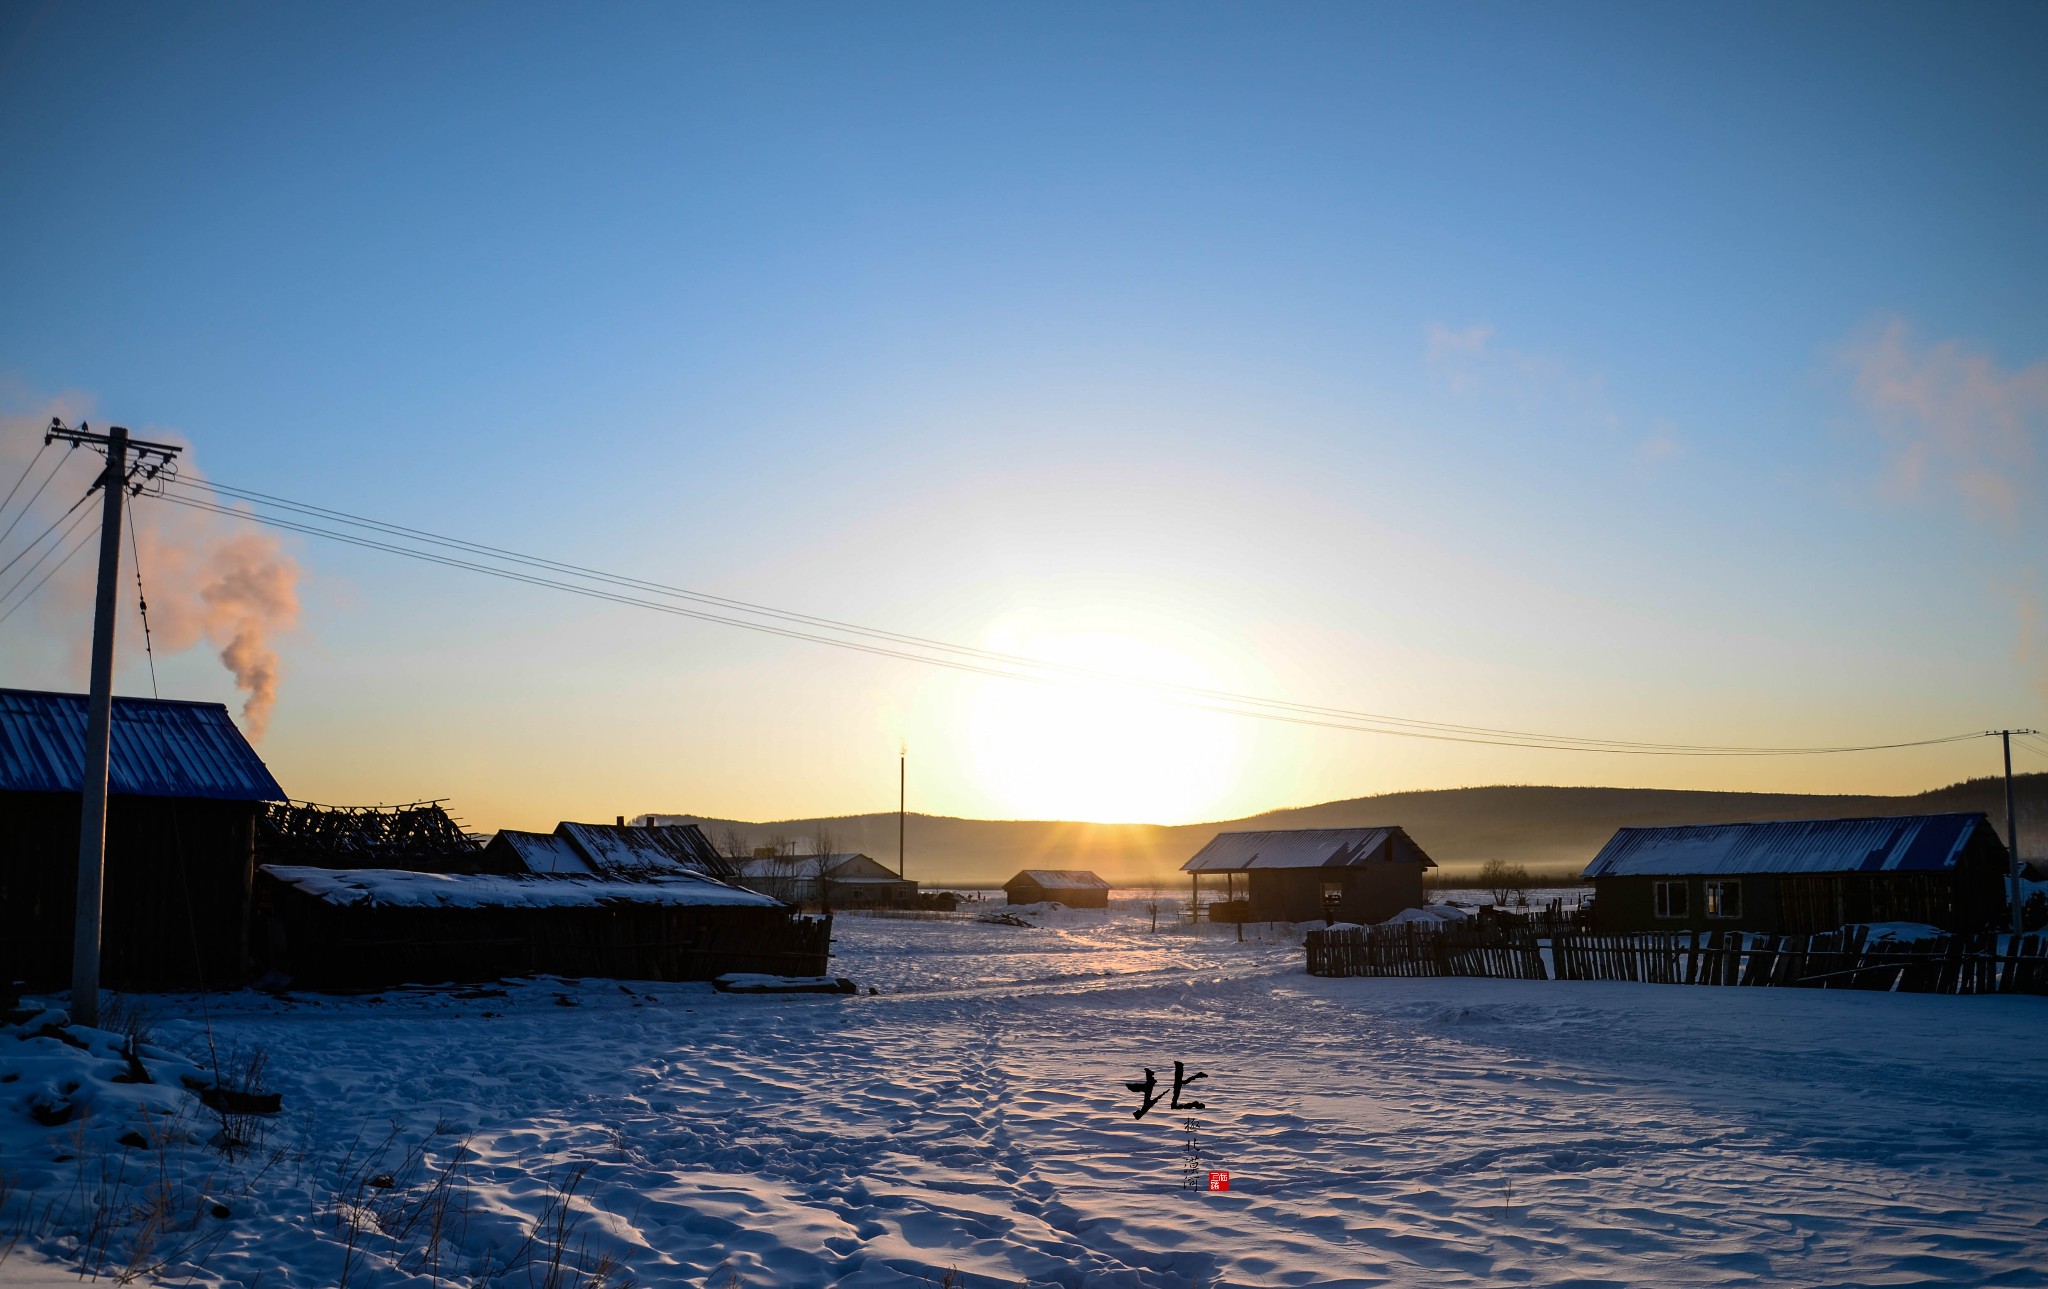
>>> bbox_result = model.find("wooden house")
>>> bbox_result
[1181,827,1435,924]
[731,852,917,909]
[1002,869,1111,908]
[0,688,286,990]
[1581,813,2011,936]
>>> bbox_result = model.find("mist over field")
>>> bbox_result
[651,772,2048,885]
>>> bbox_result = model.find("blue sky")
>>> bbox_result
[2,2,2044,827]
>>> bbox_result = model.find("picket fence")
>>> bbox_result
[1304,922,1546,980]
[1304,923,2048,995]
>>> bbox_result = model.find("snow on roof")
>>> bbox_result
[1006,869,1111,889]
[1182,827,1436,872]
[0,687,285,802]
[1582,814,1995,879]
[733,853,898,880]
[554,821,722,879]
[1379,904,1471,927]
[261,864,779,910]
[492,830,592,876]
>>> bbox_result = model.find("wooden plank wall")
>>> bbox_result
[265,888,835,989]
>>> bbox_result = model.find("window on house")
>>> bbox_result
[1705,879,1743,919]
[1321,881,1343,908]
[1654,880,1688,918]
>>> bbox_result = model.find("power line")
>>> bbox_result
[0,495,97,613]
[152,483,1986,759]
[127,502,159,698]
[0,443,74,556]
[0,486,96,582]
[174,476,1729,746]
[0,516,102,629]
[0,438,50,526]
[159,473,1982,754]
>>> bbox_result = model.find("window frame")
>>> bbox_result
[1704,878,1743,920]
[1653,879,1689,919]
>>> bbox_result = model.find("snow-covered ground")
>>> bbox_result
[4,898,2045,1287]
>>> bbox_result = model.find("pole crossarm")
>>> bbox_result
[45,420,184,460]
[46,421,184,500]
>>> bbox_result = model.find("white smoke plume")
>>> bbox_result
[1839,319,2048,715]
[134,523,301,741]
[1840,315,2047,526]
[0,399,302,740]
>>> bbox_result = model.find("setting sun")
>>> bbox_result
[967,628,1242,823]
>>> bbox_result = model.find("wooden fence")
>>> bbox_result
[1552,927,2048,993]
[1304,923,1547,980]
[1306,923,2048,995]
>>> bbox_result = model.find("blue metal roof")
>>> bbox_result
[1582,813,1993,879]
[1182,826,1436,872]
[0,688,286,801]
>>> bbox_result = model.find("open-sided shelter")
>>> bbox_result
[0,688,285,990]
[1181,827,1435,924]
[1002,869,1111,908]
[1581,813,2011,935]
[257,799,484,872]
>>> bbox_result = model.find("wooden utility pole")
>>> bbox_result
[1996,728,2038,939]
[45,421,180,1027]
[897,744,906,879]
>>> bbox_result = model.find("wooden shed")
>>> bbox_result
[259,817,824,986]
[255,864,828,988]
[482,821,737,881]
[0,688,285,991]
[1181,827,1435,924]
[1581,813,2010,936]
[1002,869,1111,908]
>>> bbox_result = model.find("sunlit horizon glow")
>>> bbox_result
[967,628,1243,824]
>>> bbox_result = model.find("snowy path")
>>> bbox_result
[7,910,2046,1286]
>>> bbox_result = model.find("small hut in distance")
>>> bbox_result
[1003,869,1111,908]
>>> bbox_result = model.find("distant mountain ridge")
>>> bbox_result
[643,773,2047,887]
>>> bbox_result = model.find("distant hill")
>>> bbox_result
[642,772,2047,887]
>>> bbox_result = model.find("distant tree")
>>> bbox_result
[805,825,838,912]
[1477,858,1532,906]
[748,834,806,906]
[715,827,749,860]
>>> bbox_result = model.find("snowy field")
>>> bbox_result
[4,898,2045,1287]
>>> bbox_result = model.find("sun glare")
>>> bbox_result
[968,629,1241,824]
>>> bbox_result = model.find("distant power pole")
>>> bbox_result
[1993,728,2038,939]
[898,744,906,879]
[46,420,181,1027]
